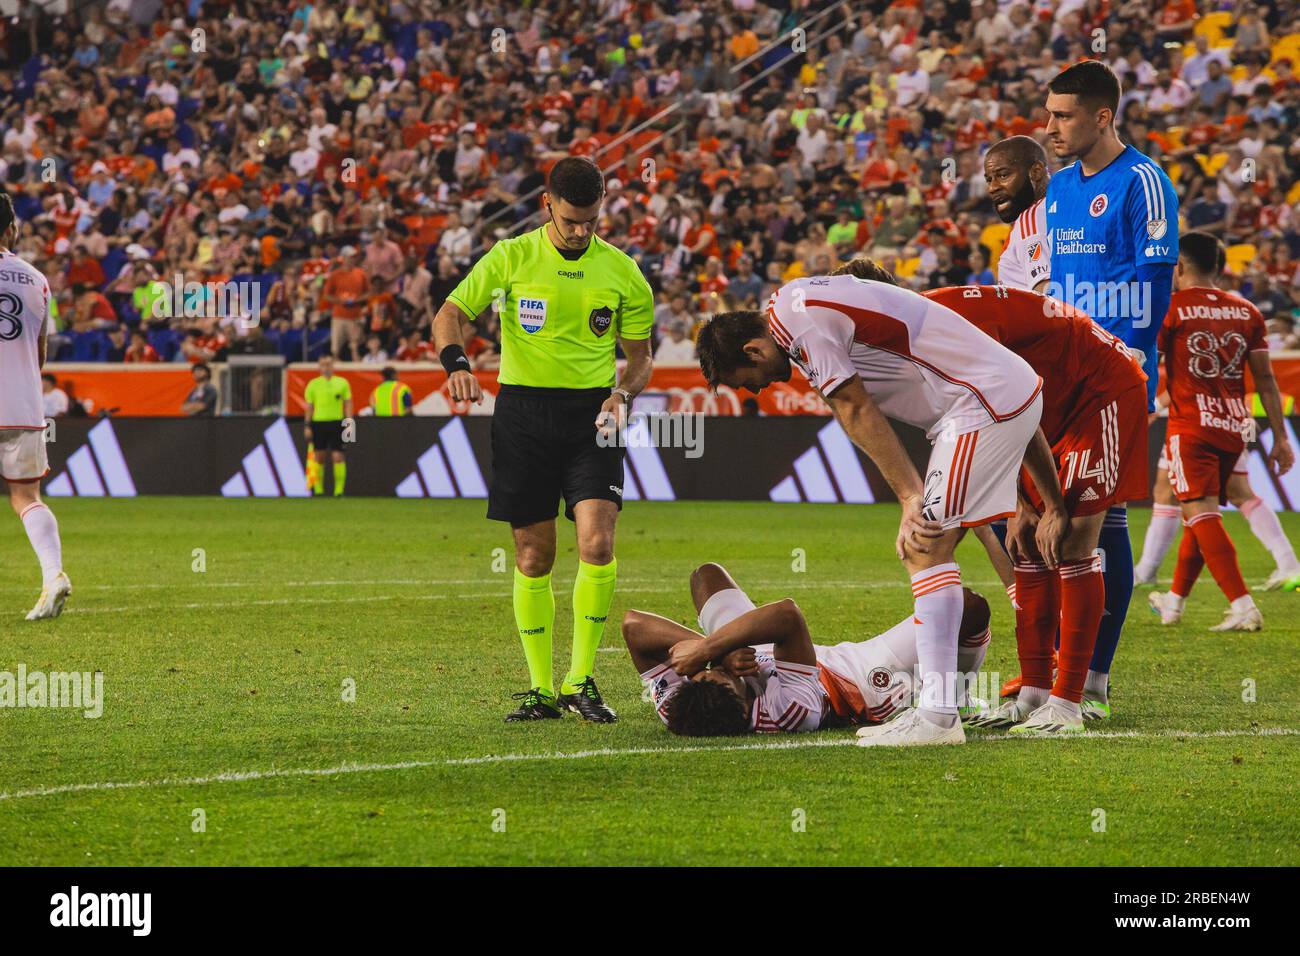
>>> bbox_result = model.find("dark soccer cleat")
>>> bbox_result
[557,677,618,723]
[504,688,563,723]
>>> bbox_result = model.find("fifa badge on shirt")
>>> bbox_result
[518,296,547,334]
[588,305,614,337]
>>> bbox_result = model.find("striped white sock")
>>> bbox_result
[20,501,62,585]
[910,563,962,717]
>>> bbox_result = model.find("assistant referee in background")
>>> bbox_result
[433,156,654,723]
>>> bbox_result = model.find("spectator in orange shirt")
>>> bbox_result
[125,330,160,363]
[321,245,370,359]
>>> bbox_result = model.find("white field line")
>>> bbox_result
[39,578,1009,616]
[1,727,1295,804]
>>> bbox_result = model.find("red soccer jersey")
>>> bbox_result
[1158,287,1267,453]
[924,285,1145,445]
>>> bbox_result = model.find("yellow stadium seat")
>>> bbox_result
[1195,11,1232,45]
[1288,180,1300,205]
[980,222,1010,270]
[1224,244,1256,276]
[896,256,921,279]
[1195,151,1228,177]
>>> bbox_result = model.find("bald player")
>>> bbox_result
[984,135,1051,295]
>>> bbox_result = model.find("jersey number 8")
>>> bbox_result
[0,292,23,341]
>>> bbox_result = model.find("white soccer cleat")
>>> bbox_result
[1147,590,1183,625]
[1208,604,1263,632]
[1261,567,1300,592]
[957,695,991,722]
[1081,698,1112,720]
[965,695,1036,729]
[1133,565,1157,586]
[1007,698,1085,736]
[25,572,71,621]
[855,708,965,747]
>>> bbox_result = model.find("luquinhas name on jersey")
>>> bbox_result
[1196,394,1252,437]
[1041,274,1154,327]
[1052,226,1106,256]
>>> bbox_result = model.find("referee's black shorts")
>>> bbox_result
[311,419,345,451]
[488,385,624,525]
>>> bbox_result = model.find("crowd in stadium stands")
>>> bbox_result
[1,0,1298,373]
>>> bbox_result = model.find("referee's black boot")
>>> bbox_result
[504,688,564,723]
[557,677,618,723]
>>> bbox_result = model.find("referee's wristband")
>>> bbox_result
[440,344,471,375]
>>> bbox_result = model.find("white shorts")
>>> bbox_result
[0,428,48,482]
[921,392,1043,530]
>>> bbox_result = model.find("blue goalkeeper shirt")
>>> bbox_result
[1045,144,1179,406]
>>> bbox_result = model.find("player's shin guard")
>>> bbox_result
[513,568,555,696]
[1185,512,1249,602]
[563,558,617,695]
[1054,558,1104,703]
[1135,503,1181,579]
[1090,509,1133,675]
[1171,524,1205,598]
[910,564,963,718]
[1240,496,1300,573]
[19,501,62,585]
[1014,561,1059,702]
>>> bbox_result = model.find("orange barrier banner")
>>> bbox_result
[44,365,197,417]
[283,363,829,417]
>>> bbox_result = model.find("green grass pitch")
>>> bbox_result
[1,498,1297,866]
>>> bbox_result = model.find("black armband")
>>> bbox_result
[440,344,471,374]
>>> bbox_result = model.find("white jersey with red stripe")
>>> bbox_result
[642,656,823,733]
[0,249,52,430]
[766,274,1041,438]
[996,197,1050,292]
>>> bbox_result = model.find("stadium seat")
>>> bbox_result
[1225,244,1257,276]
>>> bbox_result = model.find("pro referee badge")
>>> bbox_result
[588,305,614,337]
[519,296,548,334]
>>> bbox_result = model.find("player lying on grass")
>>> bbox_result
[621,562,991,739]
[1146,231,1295,631]
[835,258,1150,731]
[696,269,1066,747]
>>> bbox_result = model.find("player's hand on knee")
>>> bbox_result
[1006,507,1037,566]
[897,494,942,559]
[1035,506,1068,569]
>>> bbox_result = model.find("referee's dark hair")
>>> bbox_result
[696,310,766,389]
[1179,230,1226,278]
[381,366,398,381]
[547,156,605,207]
[1049,59,1121,117]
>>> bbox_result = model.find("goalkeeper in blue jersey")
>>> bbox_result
[1031,59,1179,720]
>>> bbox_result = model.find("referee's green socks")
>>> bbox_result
[513,568,555,697]
[333,462,346,496]
[562,558,618,695]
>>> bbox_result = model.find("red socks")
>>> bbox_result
[1175,512,1248,602]
[1013,562,1059,692]
[1055,558,1105,703]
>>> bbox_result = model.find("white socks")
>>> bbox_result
[1136,504,1181,578]
[1240,496,1300,574]
[1084,669,1109,702]
[1018,685,1050,710]
[1230,594,1257,614]
[910,563,962,717]
[20,501,62,585]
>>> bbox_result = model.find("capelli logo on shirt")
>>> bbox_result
[556,269,584,279]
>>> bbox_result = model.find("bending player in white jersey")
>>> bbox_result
[0,192,70,619]
[622,563,992,736]
[695,273,1067,747]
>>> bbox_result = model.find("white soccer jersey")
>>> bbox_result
[766,274,1041,438]
[996,197,1050,292]
[642,656,823,734]
[0,250,51,430]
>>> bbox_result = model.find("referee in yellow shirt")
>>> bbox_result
[433,157,654,723]
[303,354,353,496]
